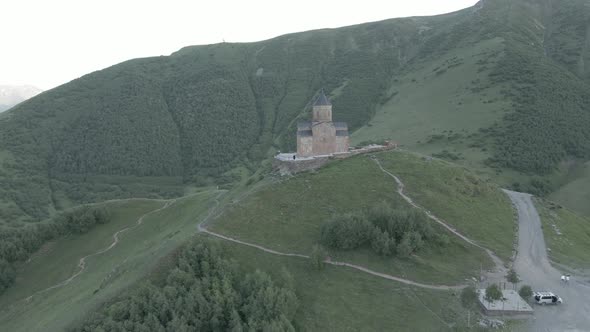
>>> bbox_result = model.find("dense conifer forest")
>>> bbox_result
[73,240,298,332]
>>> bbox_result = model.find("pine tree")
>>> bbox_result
[229,310,244,332]
[371,229,392,256]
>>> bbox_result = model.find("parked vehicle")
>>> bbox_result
[534,292,563,305]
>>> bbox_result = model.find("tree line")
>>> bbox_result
[320,202,449,257]
[0,205,111,294]
[73,240,298,332]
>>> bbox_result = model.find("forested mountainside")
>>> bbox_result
[482,0,590,173]
[1,0,589,225]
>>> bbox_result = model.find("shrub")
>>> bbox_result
[397,234,413,258]
[0,259,16,294]
[460,286,478,309]
[505,269,520,288]
[371,229,395,256]
[519,285,533,300]
[320,203,447,258]
[320,213,373,250]
[485,284,503,303]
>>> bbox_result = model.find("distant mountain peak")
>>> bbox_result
[0,84,43,112]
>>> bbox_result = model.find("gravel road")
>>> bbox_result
[505,190,590,331]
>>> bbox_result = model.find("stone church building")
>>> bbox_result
[297,91,349,157]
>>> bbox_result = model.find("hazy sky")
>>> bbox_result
[1,0,478,90]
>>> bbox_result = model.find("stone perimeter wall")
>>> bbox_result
[274,145,394,176]
[273,157,331,176]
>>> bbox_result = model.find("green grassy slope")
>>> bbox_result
[352,36,509,175]
[0,154,517,331]
[549,161,590,216]
[535,198,590,269]
[353,0,590,201]
[4,0,590,225]
[542,0,590,81]
[0,192,218,332]
[220,239,471,332]
[377,151,515,260]
[0,200,164,304]
[0,16,421,225]
[212,151,513,284]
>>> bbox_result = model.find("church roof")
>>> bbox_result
[336,130,348,137]
[297,121,312,130]
[313,90,331,106]
[334,122,348,129]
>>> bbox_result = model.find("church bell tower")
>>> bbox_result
[312,90,332,122]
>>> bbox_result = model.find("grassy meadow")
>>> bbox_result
[0,191,218,332]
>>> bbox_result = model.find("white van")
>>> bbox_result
[533,292,563,305]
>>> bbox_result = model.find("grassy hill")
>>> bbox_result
[212,151,514,284]
[0,191,218,332]
[548,161,590,216]
[219,240,469,332]
[2,0,590,226]
[535,197,590,270]
[352,0,590,209]
[0,150,518,331]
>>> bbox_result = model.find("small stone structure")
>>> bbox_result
[477,289,533,316]
[297,91,349,157]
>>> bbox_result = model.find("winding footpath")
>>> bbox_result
[372,158,506,274]
[197,157,509,291]
[23,199,177,302]
[15,156,588,330]
[200,227,464,290]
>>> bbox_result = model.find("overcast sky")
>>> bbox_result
[1,0,478,90]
